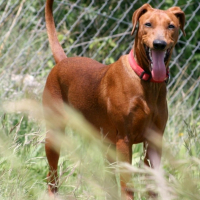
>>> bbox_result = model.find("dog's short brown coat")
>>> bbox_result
[43,1,185,199]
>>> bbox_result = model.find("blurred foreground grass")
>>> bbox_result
[0,99,200,200]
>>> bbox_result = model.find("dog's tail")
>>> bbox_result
[45,0,67,64]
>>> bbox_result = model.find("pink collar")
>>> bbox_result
[128,49,169,83]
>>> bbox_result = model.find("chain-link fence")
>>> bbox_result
[0,0,199,133]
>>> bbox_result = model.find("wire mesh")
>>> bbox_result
[0,0,199,132]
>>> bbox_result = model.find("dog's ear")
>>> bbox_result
[168,7,186,36]
[131,4,153,35]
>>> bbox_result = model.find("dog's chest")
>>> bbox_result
[106,87,167,143]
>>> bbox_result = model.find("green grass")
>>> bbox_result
[0,1,199,198]
[0,100,200,200]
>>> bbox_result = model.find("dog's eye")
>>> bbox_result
[168,24,175,29]
[145,23,151,27]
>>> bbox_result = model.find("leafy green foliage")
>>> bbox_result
[0,0,199,199]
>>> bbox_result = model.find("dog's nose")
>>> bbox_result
[153,40,167,50]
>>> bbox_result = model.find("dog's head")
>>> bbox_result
[131,4,185,82]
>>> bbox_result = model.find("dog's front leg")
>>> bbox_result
[144,142,162,171]
[116,135,133,200]
[144,135,163,198]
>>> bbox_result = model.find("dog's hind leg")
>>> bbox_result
[45,129,62,195]
[43,81,66,196]
[44,105,65,196]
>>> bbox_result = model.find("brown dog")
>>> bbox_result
[43,0,185,199]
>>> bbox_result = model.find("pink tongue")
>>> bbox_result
[151,50,166,82]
